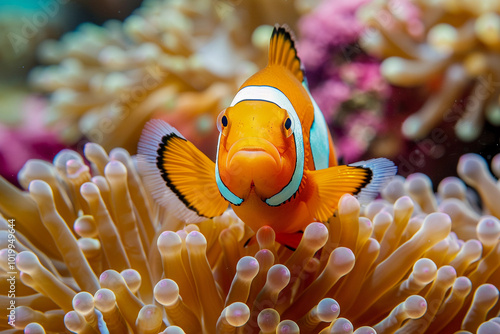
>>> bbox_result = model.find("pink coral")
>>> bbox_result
[311,80,351,120]
[340,61,387,94]
[296,0,389,162]
[298,0,369,69]
[336,110,383,162]
[0,95,65,184]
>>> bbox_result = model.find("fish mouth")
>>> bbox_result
[222,137,284,200]
[226,137,282,170]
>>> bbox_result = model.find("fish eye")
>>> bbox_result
[283,115,293,138]
[217,109,228,134]
[284,118,292,130]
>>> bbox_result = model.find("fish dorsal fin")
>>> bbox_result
[268,24,304,82]
[137,119,229,223]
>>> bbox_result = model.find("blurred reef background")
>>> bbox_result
[1,0,499,187]
[2,0,500,333]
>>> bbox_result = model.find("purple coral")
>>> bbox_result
[311,79,351,120]
[298,0,369,70]
[297,0,388,162]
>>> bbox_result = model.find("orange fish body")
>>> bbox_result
[138,26,396,246]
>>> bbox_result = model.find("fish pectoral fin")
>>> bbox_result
[307,158,397,222]
[307,166,371,222]
[138,119,228,223]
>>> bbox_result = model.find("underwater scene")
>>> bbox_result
[1,0,500,333]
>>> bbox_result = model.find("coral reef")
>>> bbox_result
[1,142,500,333]
[358,0,500,142]
[28,0,309,156]
[297,0,389,162]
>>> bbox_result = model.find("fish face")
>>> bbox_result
[217,100,297,201]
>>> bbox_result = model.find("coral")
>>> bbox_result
[358,0,500,142]
[298,0,368,70]
[28,0,311,155]
[297,0,389,162]
[1,143,500,333]
[0,95,66,186]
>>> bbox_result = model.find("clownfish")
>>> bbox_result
[138,25,397,248]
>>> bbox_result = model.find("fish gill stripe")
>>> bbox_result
[215,134,244,206]
[227,85,305,206]
[303,81,330,170]
[156,134,209,218]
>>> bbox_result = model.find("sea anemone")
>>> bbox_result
[358,0,500,142]
[28,0,247,153]
[1,142,499,333]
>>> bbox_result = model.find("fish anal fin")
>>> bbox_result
[275,231,304,250]
[138,120,228,223]
[269,24,304,82]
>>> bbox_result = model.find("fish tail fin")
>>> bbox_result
[307,158,397,222]
[268,24,304,82]
[137,119,228,223]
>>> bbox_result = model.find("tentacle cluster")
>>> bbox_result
[1,146,500,333]
[27,0,314,153]
[358,0,500,141]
